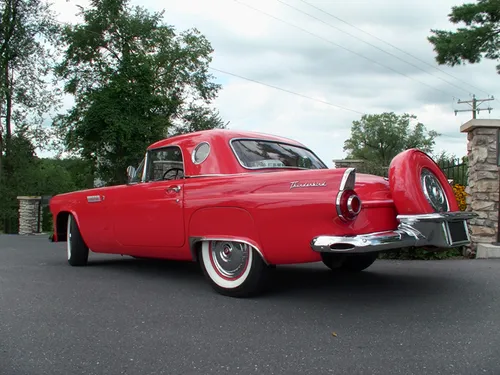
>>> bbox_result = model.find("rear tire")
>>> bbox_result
[321,253,378,273]
[199,240,270,298]
[67,214,89,267]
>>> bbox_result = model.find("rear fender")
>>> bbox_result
[188,207,267,264]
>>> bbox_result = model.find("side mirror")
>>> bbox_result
[126,166,137,182]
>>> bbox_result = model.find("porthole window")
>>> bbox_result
[192,142,210,164]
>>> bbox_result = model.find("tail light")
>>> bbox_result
[336,189,362,221]
[336,168,362,221]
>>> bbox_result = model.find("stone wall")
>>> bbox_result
[332,160,366,169]
[461,120,500,254]
[332,159,389,176]
[17,196,43,235]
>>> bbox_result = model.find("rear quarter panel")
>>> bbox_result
[185,170,398,264]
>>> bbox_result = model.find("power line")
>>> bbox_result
[296,0,494,98]
[52,18,364,115]
[209,67,366,115]
[232,0,460,100]
[275,0,473,96]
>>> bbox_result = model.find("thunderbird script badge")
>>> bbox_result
[290,181,327,189]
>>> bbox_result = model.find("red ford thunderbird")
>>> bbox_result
[49,129,476,297]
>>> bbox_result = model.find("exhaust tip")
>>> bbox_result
[329,243,356,251]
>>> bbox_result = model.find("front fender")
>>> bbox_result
[187,207,266,263]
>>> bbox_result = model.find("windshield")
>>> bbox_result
[231,139,327,170]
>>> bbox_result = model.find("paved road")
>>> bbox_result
[0,235,499,375]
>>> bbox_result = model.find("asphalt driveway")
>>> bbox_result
[0,235,499,375]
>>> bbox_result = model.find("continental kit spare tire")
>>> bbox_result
[388,149,460,215]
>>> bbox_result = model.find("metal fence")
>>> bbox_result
[436,158,468,186]
[335,157,468,186]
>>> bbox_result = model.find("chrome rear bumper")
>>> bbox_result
[310,211,477,254]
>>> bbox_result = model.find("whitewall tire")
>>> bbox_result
[199,240,270,297]
[66,214,89,267]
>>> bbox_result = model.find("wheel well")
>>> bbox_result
[189,237,268,265]
[190,240,203,262]
[56,211,70,241]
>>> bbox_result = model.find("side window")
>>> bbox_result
[145,146,184,181]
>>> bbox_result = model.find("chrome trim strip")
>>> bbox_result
[185,173,237,178]
[311,211,478,254]
[141,151,148,183]
[228,137,329,170]
[189,236,269,265]
[184,171,299,178]
[397,211,477,222]
[335,168,358,222]
[339,167,356,191]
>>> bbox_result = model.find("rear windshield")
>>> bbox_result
[230,139,327,170]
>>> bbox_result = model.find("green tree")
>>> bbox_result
[343,112,440,166]
[428,0,500,73]
[0,135,92,233]
[53,0,225,185]
[0,0,61,179]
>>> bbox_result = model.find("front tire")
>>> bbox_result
[67,214,89,266]
[321,253,378,273]
[199,240,270,298]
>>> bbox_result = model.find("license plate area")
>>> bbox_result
[443,220,470,246]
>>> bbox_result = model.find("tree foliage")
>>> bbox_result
[0,0,61,172]
[343,112,441,166]
[428,0,500,73]
[0,135,92,233]
[53,0,226,185]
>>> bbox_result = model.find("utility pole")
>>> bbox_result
[455,94,494,119]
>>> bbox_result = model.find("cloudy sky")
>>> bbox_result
[49,0,500,166]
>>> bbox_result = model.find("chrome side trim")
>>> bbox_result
[189,236,268,265]
[397,211,476,223]
[311,211,478,254]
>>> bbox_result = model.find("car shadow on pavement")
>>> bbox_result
[80,256,459,305]
[267,264,450,298]
[84,255,205,282]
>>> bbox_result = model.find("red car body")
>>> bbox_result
[49,129,476,297]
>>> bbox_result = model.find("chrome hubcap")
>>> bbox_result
[211,241,249,278]
[421,168,448,212]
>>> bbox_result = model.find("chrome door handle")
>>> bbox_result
[166,185,181,193]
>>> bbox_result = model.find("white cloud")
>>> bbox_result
[47,0,500,165]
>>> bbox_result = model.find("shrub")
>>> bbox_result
[452,183,467,211]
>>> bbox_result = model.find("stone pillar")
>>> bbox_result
[460,119,500,258]
[332,159,366,169]
[17,196,43,235]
